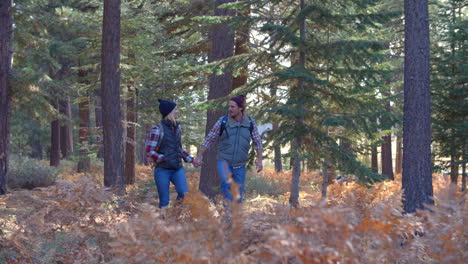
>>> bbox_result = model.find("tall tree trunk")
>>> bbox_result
[381,97,394,180]
[142,123,151,165]
[232,0,249,90]
[50,100,61,167]
[59,97,73,159]
[77,90,90,172]
[102,0,124,191]
[95,89,104,159]
[371,145,378,173]
[321,162,329,198]
[289,0,306,207]
[0,0,13,195]
[273,123,282,172]
[269,5,282,173]
[290,137,302,207]
[449,133,459,185]
[381,133,394,180]
[66,96,73,153]
[30,138,43,159]
[321,127,330,198]
[124,85,137,185]
[461,142,466,192]
[395,134,402,174]
[199,0,236,199]
[402,0,433,213]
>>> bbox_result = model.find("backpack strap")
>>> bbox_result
[219,115,255,137]
[219,115,229,137]
[247,116,254,136]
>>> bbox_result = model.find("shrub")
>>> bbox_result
[245,171,286,197]
[7,155,58,190]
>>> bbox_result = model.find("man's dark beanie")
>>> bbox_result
[230,95,245,109]
[158,99,176,118]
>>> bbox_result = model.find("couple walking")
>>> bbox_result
[146,95,263,208]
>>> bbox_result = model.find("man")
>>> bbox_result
[194,95,263,202]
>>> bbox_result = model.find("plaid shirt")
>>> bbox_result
[201,116,263,151]
[145,124,193,163]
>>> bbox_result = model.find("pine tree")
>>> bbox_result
[0,0,13,195]
[199,0,237,198]
[402,0,433,213]
[256,0,397,191]
[102,0,124,191]
[431,0,467,189]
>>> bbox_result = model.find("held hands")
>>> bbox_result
[192,156,203,168]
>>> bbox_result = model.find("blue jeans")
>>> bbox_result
[217,160,246,203]
[154,167,188,208]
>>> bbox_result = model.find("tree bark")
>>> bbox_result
[461,143,466,192]
[199,0,236,199]
[232,0,249,90]
[142,123,151,165]
[0,0,13,195]
[289,0,306,207]
[381,133,394,180]
[395,134,402,174]
[30,138,43,160]
[95,89,104,159]
[124,85,137,185]
[102,0,124,191]
[402,0,433,213]
[450,133,459,185]
[321,162,329,198]
[59,97,73,159]
[289,137,302,207]
[50,100,61,167]
[273,123,282,172]
[77,90,90,172]
[371,145,378,173]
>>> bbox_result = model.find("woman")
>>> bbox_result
[146,99,194,208]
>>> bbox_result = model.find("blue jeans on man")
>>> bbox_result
[153,167,188,208]
[217,160,246,203]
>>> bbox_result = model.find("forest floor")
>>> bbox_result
[0,163,465,263]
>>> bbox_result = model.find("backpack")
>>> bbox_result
[219,115,254,138]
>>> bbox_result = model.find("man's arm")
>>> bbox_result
[193,118,223,167]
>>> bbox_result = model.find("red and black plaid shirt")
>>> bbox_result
[145,125,193,163]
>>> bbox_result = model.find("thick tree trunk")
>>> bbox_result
[199,0,236,199]
[402,0,433,213]
[395,134,402,174]
[0,0,13,195]
[232,0,249,90]
[50,100,61,167]
[124,86,137,185]
[102,0,124,191]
